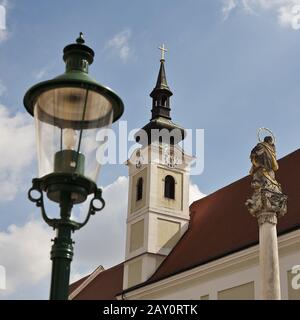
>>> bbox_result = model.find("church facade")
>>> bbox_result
[69,53,300,300]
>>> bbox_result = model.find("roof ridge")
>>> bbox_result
[69,265,105,300]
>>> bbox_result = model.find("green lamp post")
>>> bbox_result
[24,33,124,300]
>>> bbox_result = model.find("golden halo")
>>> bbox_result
[257,127,276,144]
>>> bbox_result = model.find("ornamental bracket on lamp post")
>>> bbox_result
[28,176,105,231]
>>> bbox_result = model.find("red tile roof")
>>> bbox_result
[71,263,124,300]
[70,149,300,298]
[69,274,89,294]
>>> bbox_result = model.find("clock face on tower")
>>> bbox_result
[135,149,144,169]
[163,146,179,168]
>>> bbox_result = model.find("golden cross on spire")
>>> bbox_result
[158,43,167,61]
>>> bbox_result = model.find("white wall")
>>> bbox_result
[122,229,300,300]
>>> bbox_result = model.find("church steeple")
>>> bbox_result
[150,57,173,120]
[135,44,185,145]
[154,59,169,90]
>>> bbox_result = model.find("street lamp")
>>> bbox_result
[23,33,124,300]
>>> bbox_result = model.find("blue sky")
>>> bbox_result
[1,0,300,299]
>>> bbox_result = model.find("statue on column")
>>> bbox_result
[245,128,287,224]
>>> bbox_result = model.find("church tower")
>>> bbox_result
[123,46,193,290]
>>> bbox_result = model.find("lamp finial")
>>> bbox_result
[76,32,85,44]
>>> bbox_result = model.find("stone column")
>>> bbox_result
[246,187,287,300]
[257,210,281,299]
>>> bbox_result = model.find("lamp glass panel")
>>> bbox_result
[34,87,113,182]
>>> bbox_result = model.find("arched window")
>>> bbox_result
[164,175,175,199]
[161,96,167,106]
[136,177,143,201]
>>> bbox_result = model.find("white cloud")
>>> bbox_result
[222,0,300,29]
[34,66,50,81]
[0,220,52,297]
[0,105,35,201]
[105,29,133,62]
[278,3,300,29]
[222,0,238,20]
[189,182,206,205]
[0,1,8,43]
[0,31,7,44]
[33,63,55,81]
